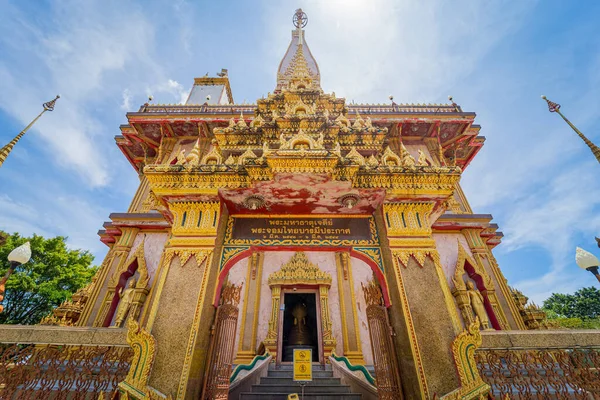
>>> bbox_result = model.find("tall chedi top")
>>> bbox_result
[276,9,321,92]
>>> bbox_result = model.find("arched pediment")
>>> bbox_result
[110,239,149,289]
[268,251,331,286]
[452,243,492,291]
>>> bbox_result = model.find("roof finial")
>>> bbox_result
[0,95,60,168]
[542,95,600,164]
[294,8,307,45]
[293,9,308,29]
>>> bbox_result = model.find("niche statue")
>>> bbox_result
[466,281,491,330]
[113,279,136,327]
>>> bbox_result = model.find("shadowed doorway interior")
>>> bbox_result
[282,292,319,362]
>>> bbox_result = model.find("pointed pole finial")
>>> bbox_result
[542,95,600,164]
[0,95,60,168]
[541,95,561,113]
[43,95,60,111]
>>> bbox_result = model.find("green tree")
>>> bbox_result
[0,232,97,325]
[542,287,600,320]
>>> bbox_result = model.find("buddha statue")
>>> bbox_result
[288,303,310,346]
[467,281,491,330]
[113,279,136,327]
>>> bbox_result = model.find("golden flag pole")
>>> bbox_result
[0,95,60,168]
[542,95,600,164]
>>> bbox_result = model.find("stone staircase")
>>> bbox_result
[239,363,362,400]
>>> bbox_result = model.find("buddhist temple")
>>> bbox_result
[2,8,600,400]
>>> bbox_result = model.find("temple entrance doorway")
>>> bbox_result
[280,290,320,363]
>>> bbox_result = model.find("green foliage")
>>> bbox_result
[548,317,600,330]
[0,232,97,325]
[542,287,600,320]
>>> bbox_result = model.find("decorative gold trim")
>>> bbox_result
[109,239,148,288]
[234,254,254,364]
[347,256,364,364]
[440,320,490,400]
[390,250,429,399]
[268,251,332,286]
[169,201,220,237]
[145,252,172,332]
[177,250,214,399]
[383,202,434,238]
[336,253,365,365]
[118,319,156,397]
[452,244,492,291]
[249,253,263,360]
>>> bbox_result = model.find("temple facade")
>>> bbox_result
[40,9,548,400]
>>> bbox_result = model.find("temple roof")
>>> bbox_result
[186,75,233,105]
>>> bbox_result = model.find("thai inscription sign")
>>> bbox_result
[230,216,373,243]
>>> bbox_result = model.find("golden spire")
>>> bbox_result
[276,9,320,91]
[0,95,60,168]
[542,95,600,164]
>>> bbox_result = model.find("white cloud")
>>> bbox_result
[146,79,189,105]
[261,0,536,102]
[121,89,132,111]
[0,1,184,187]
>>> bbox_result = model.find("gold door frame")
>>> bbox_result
[263,252,336,361]
[277,288,323,364]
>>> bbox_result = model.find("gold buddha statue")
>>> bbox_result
[288,303,309,346]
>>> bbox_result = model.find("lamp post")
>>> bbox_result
[0,242,32,313]
[575,247,600,284]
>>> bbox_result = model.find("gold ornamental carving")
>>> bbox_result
[169,201,220,237]
[452,244,492,292]
[441,319,490,400]
[383,202,435,237]
[267,251,332,286]
[202,281,244,399]
[163,248,212,269]
[118,319,157,397]
[107,240,150,288]
[361,279,403,399]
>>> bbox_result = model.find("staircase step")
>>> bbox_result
[240,394,361,400]
[268,370,334,378]
[260,377,341,385]
[251,384,350,394]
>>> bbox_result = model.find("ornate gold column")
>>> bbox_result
[335,252,365,365]
[201,282,243,400]
[264,286,281,355]
[378,202,462,399]
[362,279,403,400]
[234,252,264,364]
[144,200,224,399]
[461,228,525,330]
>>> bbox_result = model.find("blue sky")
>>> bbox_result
[1,0,599,304]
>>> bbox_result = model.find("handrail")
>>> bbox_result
[230,351,271,383]
[330,351,375,385]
